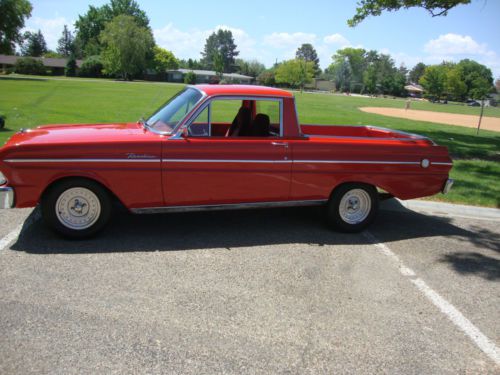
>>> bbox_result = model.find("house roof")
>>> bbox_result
[194,84,294,98]
[0,54,83,68]
[170,68,253,80]
[404,84,424,92]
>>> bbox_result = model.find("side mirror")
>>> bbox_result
[182,127,189,138]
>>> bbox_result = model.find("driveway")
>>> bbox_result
[0,202,499,374]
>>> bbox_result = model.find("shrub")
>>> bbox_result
[183,71,196,84]
[65,55,77,77]
[14,57,46,75]
[78,56,103,78]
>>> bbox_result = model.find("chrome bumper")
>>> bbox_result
[0,186,14,208]
[442,179,454,194]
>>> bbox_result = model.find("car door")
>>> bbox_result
[161,97,291,206]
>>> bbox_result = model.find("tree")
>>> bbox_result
[257,69,276,86]
[275,59,315,91]
[21,30,47,57]
[455,59,493,98]
[495,79,500,93]
[75,0,150,56]
[213,51,224,80]
[201,29,239,73]
[57,25,75,57]
[409,62,426,84]
[236,59,265,78]
[446,65,467,100]
[419,64,448,100]
[0,0,32,54]
[65,55,77,76]
[329,48,367,92]
[296,43,321,77]
[100,15,154,80]
[348,0,471,26]
[152,46,179,77]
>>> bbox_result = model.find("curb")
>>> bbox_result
[380,199,500,220]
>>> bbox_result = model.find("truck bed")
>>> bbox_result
[300,124,429,141]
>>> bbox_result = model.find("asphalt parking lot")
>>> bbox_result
[0,202,499,374]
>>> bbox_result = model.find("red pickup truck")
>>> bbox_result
[0,85,453,238]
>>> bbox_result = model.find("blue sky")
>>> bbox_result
[25,0,500,77]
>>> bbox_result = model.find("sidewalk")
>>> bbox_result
[380,199,500,221]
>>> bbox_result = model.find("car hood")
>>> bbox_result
[3,122,155,147]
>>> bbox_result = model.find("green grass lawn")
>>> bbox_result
[1,75,499,207]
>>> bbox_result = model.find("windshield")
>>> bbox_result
[146,87,203,134]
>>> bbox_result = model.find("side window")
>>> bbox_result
[211,100,242,124]
[186,98,282,138]
[188,106,209,136]
[255,100,281,136]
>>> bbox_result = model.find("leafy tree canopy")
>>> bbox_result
[275,59,315,91]
[296,43,321,77]
[75,0,150,56]
[152,46,179,73]
[21,30,47,57]
[100,15,154,80]
[236,59,266,78]
[348,0,471,26]
[409,62,427,83]
[57,25,75,57]
[201,29,239,73]
[0,0,32,54]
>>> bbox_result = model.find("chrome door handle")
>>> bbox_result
[271,142,288,148]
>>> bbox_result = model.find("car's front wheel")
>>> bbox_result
[326,183,378,233]
[41,178,111,239]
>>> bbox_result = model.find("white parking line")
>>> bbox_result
[0,210,40,252]
[0,223,25,251]
[363,231,500,366]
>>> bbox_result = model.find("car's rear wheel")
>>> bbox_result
[41,178,111,239]
[326,183,378,233]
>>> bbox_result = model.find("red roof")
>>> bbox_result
[195,84,294,98]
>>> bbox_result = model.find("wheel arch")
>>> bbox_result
[329,180,381,201]
[40,175,126,210]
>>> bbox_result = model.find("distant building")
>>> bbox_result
[165,69,253,84]
[0,54,83,75]
[305,78,336,91]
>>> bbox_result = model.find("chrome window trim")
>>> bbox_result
[145,86,207,136]
[171,95,284,139]
[130,199,328,214]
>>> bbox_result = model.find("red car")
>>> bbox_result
[0,85,453,238]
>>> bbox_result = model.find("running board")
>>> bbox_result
[130,199,328,214]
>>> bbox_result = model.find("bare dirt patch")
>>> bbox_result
[360,107,500,132]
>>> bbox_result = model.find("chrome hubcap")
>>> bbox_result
[56,187,101,230]
[339,189,371,224]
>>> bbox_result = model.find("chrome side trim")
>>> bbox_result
[432,162,453,166]
[4,159,161,163]
[131,199,328,214]
[4,158,430,166]
[163,159,291,164]
[0,186,14,209]
[162,159,421,165]
[293,160,421,165]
